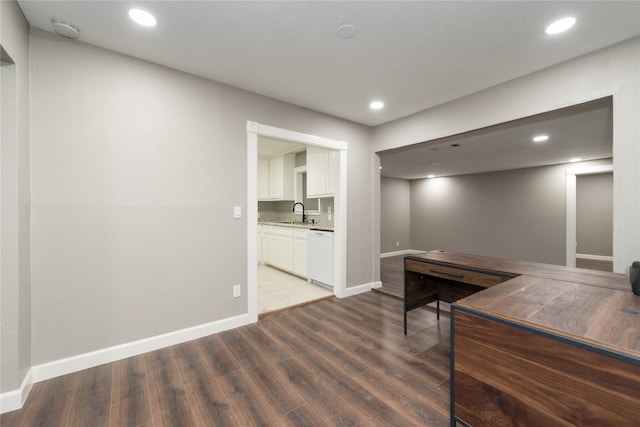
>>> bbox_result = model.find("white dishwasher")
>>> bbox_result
[307,229,334,288]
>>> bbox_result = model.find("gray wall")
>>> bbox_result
[411,165,566,264]
[576,173,613,256]
[409,161,612,265]
[372,37,640,273]
[380,177,411,254]
[29,29,373,366]
[0,0,31,393]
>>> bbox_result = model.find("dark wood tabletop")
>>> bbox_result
[407,250,629,291]
[407,250,639,359]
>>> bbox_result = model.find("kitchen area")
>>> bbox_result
[257,136,339,314]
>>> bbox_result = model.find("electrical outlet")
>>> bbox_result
[396,241,400,247]
[233,285,241,298]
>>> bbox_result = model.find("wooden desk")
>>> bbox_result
[403,251,640,426]
[404,252,516,333]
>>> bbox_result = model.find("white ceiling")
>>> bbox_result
[257,135,306,160]
[17,1,640,127]
[16,1,638,179]
[378,97,613,179]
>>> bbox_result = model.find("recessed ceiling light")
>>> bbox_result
[546,17,576,35]
[533,134,549,142]
[427,175,435,179]
[569,157,582,163]
[129,9,157,27]
[370,101,384,110]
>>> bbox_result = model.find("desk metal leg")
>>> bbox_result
[404,309,407,335]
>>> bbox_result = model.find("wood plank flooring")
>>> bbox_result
[1,292,450,427]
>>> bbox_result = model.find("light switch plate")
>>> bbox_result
[233,206,242,218]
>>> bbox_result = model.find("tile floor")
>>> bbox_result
[258,265,333,314]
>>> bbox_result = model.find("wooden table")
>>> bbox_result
[404,251,517,333]
[403,250,640,426]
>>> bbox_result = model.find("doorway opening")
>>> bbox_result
[257,145,334,314]
[565,164,613,269]
[246,122,348,323]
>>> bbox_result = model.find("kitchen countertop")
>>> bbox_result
[259,221,334,232]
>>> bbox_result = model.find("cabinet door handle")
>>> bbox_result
[429,269,464,279]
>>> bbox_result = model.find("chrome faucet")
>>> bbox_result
[292,202,306,223]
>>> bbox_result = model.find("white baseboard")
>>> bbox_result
[2,313,251,413]
[0,368,33,414]
[380,249,425,258]
[343,281,381,297]
[576,253,613,262]
[32,313,251,384]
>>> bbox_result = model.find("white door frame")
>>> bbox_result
[246,121,348,323]
[565,164,613,267]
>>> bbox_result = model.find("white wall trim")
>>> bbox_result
[576,253,614,262]
[31,313,250,385]
[247,128,259,324]
[0,368,33,414]
[247,121,348,302]
[566,165,614,176]
[334,149,348,298]
[566,164,613,267]
[344,281,381,297]
[380,249,426,258]
[566,173,577,268]
[250,122,348,151]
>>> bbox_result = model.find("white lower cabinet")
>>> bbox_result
[261,232,271,264]
[270,234,293,272]
[261,225,308,278]
[293,229,308,277]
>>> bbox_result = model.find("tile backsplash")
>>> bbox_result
[258,198,334,225]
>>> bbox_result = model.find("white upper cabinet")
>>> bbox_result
[257,159,270,201]
[306,146,338,198]
[327,149,338,195]
[267,153,295,201]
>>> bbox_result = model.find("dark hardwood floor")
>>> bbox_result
[1,292,450,427]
